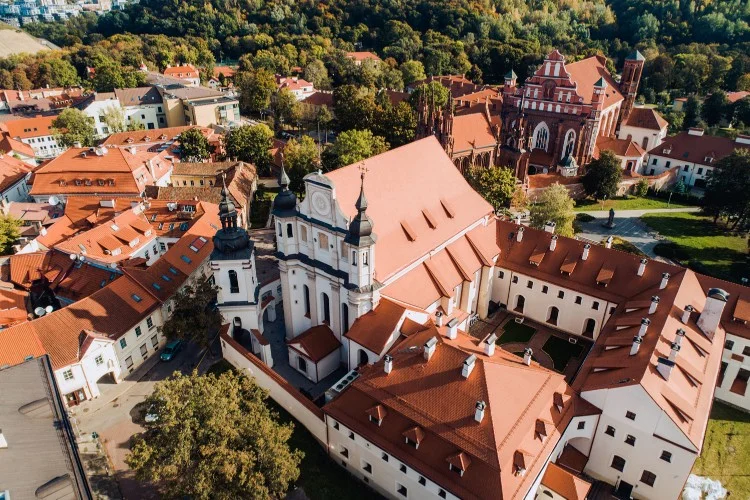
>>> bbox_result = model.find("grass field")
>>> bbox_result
[692,402,750,496]
[542,336,584,371]
[574,195,696,212]
[641,212,748,281]
[498,321,536,344]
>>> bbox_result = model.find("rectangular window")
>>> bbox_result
[626,411,636,420]
[135,326,142,337]
[151,335,158,348]
[362,461,372,474]
[527,280,533,289]
[140,344,148,358]
[652,158,657,165]
[542,285,549,294]
[439,490,447,499]
[512,276,518,284]
[605,425,615,436]
[575,296,582,304]
[396,484,407,497]
[697,168,703,175]
[666,161,671,168]
[318,232,329,250]
[683,165,689,171]
[558,290,564,299]
[95,355,104,365]
[725,340,735,350]
[381,452,389,462]
[125,356,134,369]
[418,476,426,486]
[120,338,127,349]
[63,369,74,380]
[611,455,626,472]
[498,270,504,279]
[592,301,600,310]
[399,464,407,473]
[160,242,167,252]
[640,470,656,487]
[660,450,672,463]
[625,434,636,446]
[577,421,585,430]
[147,317,154,329]
[300,225,308,242]
[743,346,750,356]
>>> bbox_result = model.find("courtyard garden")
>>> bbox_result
[497,321,537,345]
[542,336,585,371]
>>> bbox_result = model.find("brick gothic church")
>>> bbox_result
[497,49,644,182]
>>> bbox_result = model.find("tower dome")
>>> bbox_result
[345,172,375,246]
[272,164,297,217]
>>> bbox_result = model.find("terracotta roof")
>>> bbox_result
[213,66,236,78]
[595,136,645,158]
[5,202,62,226]
[624,108,668,131]
[114,87,163,106]
[541,462,591,500]
[173,161,237,177]
[647,131,750,165]
[287,324,341,362]
[324,326,576,500]
[101,126,212,146]
[324,137,494,281]
[276,76,314,92]
[0,320,44,366]
[0,134,34,157]
[727,91,750,104]
[565,56,623,109]
[345,298,412,353]
[411,75,485,99]
[3,115,56,139]
[451,111,497,153]
[301,91,333,107]
[163,65,199,79]
[0,153,33,193]
[346,51,382,62]
[0,288,29,328]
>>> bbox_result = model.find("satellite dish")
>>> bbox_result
[69,253,77,260]
[110,263,117,269]
[45,305,54,313]
[79,255,85,262]
[34,307,45,317]
[48,196,60,206]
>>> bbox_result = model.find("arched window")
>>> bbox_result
[303,285,310,317]
[277,223,282,237]
[547,306,559,325]
[641,136,649,150]
[228,270,239,293]
[342,304,349,334]
[515,295,525,313]
[286,223,293,238]
[543,492,554,498]
[321,292,331,324]
[352,250,357,265]
[563,129,576,158]
[584,318,596,337]
[358,349,368,366]
[533,122,550,151]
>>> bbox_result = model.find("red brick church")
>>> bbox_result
[497,49,644,182]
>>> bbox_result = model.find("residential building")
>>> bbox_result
[617,107,669,152]
[346,51,383,65]
[0,152,34,202]
[0,86,85,115]
[0,131,37,164]
[276,75,316,100]
[2,200,63,246]
[209,66,236,89]
[644,129,750,188]
[2,115,64,158]
[0,356,92,499]
[114,87,167,130]
[595,136,646,173]
[163,64,201,87]
[76,91,123,137]
[155,84,240,127]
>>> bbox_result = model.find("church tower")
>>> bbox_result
[617,50,645,131]
[344,172,376,291]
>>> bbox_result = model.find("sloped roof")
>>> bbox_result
[345,297,410,353]
[101,125,212,146]
[287,324,341,362]
[541,462,591,499]
[0,134,34,157]
[647,131,749,165]
[624,107,668,131]
[3,115,56,139]
[0,153,33,193]
[114,86,163,106]
[595,136,645,158]
[451,111,497,153]
[565,56,623,109]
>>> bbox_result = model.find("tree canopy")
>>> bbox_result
[582,150,623,200]
[322,129,388,171]
[158,276,221,349]
[127,370,302,499]
[702,149,750,229]
[0,215,21,255]
[178,128,211,162]
[52,108,96,148]
[530,183,576,238]
[224,124,274,174]
[466,166,517,212]
[284,136,319,194]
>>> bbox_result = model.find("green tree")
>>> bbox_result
[52,108,96,148]
[101,105,126,133]
[582,150,623,200]
[271,88,300,131]
[530,183,575,237]
[303,59,330,89]
[158,276,221,349]
[284,136,319,194]
[333,85,377,132]
[701,91,728,127]
[379,101,416,148]
[733,97,750,127]
[702,150,750,228]
[225,124,273,173]
[634,178,649,197]
[178,128,211,161]
[126,370,302,499]
[92,60,127,92]
[737,74,750,92]
[683,95,702,130]
[0,215,21,255]
[323,129,388,170]
[400,60,426,85]
[466,166,516,212]
[315,105,333,144]
[237,69,276,114]
[409,81,450,110]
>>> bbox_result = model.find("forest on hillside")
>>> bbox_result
[5,0,749,103]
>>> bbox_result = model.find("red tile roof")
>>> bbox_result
[0,319,44,366]
[0,134,34,157]
[287,324,341,362]
[595,136,645,158]
[0,153,33,193]
[541,462,591,499]
[101,126,213,147]
[345,298,412,353]
[213,66,236,79]
[624,108,668,131]
[647,131,750,165]
[565,56,623,109]
[451,111,497,153]
[163,64,199,79]
[301,91,333,107]
[3,115,56,139]
[346,51,382,62]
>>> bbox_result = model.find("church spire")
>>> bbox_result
[272,154,298,217]
[218,172,237,230]
[345,165,375,247]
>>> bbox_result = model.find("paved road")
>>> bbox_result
[577,207,701,218]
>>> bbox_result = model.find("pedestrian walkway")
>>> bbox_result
[578,206,701,218]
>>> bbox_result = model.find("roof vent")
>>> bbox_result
[423,337,438,361]
[484,334,497,357]
[682,305,693,324]
[630,336,642,356]
[446,318,458,340]
[523,347,533,366]
[474,401,486,423]
[688,127,704,136]
[544,221,556,234]
[384,354,393,375]
[660,272,670,290]
[549,235,558,252]
[517,226,524,242]
[637,258,647,277]
[657,357,675,380]
[639,318,650,336]
[435,311,444,327]
[649,296,660,314]
[462,354,476,378]
[582,243,590,261]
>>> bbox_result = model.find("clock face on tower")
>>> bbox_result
[311,191,331,216]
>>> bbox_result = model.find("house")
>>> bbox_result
[595,136,646,173]
[0,356,92,499]
[617,107,669,152]
[346,51,382,66]
[114,87,168,130]
[215,137,744,500]
[276,75,316,101]
[2,200,63,246]
[0,132,36,164]
[0,86,86,115]
[76,91,123,137]
[100,124,222,160]
[0,152,34,202]
[209,66,236,89]
[163,63,201,87]
[643,128,750,188]
[2,115,64,159]
[29,145,174,203]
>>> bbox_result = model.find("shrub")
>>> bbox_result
[575,213,595,223]
[634,178,649,197]
[653,241,689,261]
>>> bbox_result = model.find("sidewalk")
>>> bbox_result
[578,207,701,218]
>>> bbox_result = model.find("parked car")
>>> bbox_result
[160,340,184,361]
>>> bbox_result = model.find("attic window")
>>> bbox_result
[152,283,161,291]
[169,267,178,275]
[151,214,157,221]
[180,255,192,264]
[75,179,82,186]
[108,179,115,186]
[98,179,105,186]
[132,294,143,302]
[402,426,424,449]
[59,180,66,186]
[161,274,171,282]
[446,452,471,477]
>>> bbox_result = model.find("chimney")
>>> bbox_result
[516,213,522,225]
[517,226,524,242]
[639,318,650,337]
[668,341,681,362]
[73,141,82,148]
[582,243,590,261]
[660,273,670,290]
[423,337,438,361]
[484,334,497,357]
[697,288,730,338]
[523,347,533,366]
[605,236,613,249]
[630,336,642,356]
[682,305,693,324]
[474,401,486,423]
[544,221,556,234]
[435,311,444,327]
[637,258,647,277]
[447,318,459,340]
[384,354,393,374]
[549,235,558,252]
[688,127,705,137]
[462,354,477,378]
[649,296,660,314]
[675,328,686,347]
[656,357,675,381]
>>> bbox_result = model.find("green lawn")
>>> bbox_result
[574,195,696,212]
[498,321,536,345]
[542,336,585,371]
[692,402,750,496]
[641,212,749,282]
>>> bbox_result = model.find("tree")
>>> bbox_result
[52,108,96,148]
[733,97,750,128]
[315,106,333,144]
[511,187,529,212]
[159,276,221,349]
[702,150,750,228]
[271,89,300,131]
[178,128,211,161]
[0,215,21,255]
[737,73,750,92]
[102,105,126,133]
[634,178,649,197]
[303,59,330,89]
[323,129,388,170]
[224,124,273,173]
[582,150,622,200]
[683,95,702,130]
[237,69,276,114]
[126,370,302,499]
[701,91,728,127]
[530,183,575,237]
[378,101,416,148]
[284,136,319,194]
[409,81,450,110]
[466,166,516,212]
[400,60,426,85]
[333,85,377,133]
